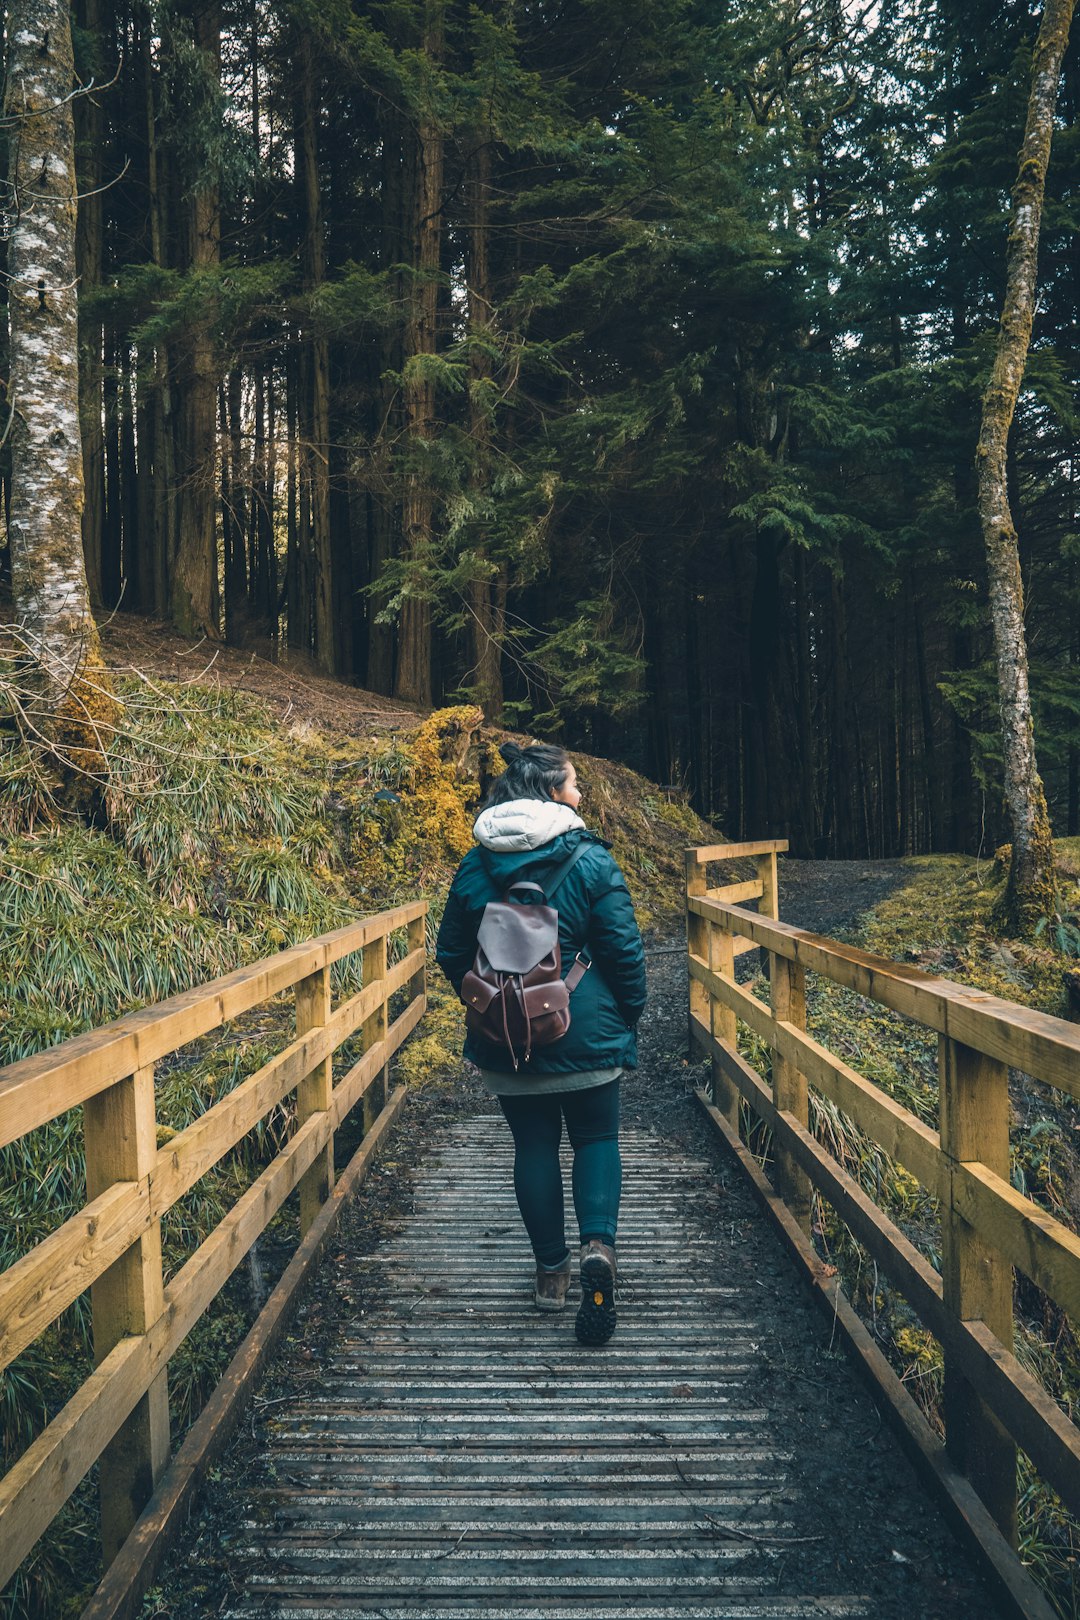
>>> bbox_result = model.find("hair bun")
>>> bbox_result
[499,740,524,765]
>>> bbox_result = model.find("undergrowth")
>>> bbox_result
[732,850,1080,1618]
[0,680,710,1615]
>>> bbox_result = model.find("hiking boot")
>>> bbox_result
[534,1256,572,1312]
[575,1239,617,1346]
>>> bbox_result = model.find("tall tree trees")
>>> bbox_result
[975,0,1076,932]
[5,0,115,781]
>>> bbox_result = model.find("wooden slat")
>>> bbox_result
[688,900,1080,1101]
[689,953,774,1041]
[693,1014,1080,1521]
[773,1020,946,1198]
[0,904,425,1148]
[687,839,789,862]
[149,950,420,1217]
[954,1159,1080,1323]
[333,997,426,1128]
[0,1179,150,1374]
[295,967,334,1236]
[706,879,763,905]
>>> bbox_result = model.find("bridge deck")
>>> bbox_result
[188,1113,999,1620]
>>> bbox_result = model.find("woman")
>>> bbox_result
[435,741,647,1347]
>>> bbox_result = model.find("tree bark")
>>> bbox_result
[395,0,445,706]
[5,0,116,777]
[466,135,505,718]
[295,25,334,671]
[74,0,105,607]
[171,0,221,640]
[975,0,1075,932]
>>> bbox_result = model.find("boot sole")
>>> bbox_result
[575,1253,617,1346]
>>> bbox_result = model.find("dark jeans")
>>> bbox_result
[497,1080,621,1269]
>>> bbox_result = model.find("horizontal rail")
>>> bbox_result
[0,901,425,1148]
[689,839,789,862]
[690,896,1080,1101]
[0,900,427,1591]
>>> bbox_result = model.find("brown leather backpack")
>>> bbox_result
[459,843,591,1070]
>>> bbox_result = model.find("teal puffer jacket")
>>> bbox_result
[435,824,647,1075]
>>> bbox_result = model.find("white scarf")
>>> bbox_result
[473,798,586,852]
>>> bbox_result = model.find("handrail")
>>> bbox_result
[685,841,1080,1569]
[0,901,427,1593]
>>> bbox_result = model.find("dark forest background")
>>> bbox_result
[3,0,1078,858]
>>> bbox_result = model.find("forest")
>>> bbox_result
[2,0,1078,865]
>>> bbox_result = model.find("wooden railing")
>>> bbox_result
[0,900,427,1596]
[686,841,1080,1569]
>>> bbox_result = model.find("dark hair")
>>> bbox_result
[483,740,572,806]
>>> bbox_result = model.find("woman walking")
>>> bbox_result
[435,741,647,1346]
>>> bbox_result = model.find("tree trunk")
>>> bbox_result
[171,0,221,639]
[5,0,115,776]
[395,0,445,706]
[466,135,504,718]
[295,26,334,671]
[74,0,105,607]
[975,0,1074,932]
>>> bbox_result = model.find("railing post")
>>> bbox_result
[407,911,427,1006]
[756,848,780,920]
[708,919,739,1127]
[770,954,812,1232]
[295,964,334,1234]
[939,1036,1017,1545]
[84,1064,169,1565]
[361,931,389,1132]
[686,850,709,1061]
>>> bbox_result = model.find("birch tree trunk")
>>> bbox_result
[975,0,1075,933]
[5,0,115,777]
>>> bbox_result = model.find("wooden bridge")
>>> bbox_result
[1,843,1079,1618]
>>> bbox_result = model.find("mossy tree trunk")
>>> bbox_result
[975,0,1075,934]
[5,0,115,780]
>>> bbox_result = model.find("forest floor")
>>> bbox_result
[149,856,1003,1620]
[98,611,425,736]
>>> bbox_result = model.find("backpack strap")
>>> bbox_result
[539,839,592,900]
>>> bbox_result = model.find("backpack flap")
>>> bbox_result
[477,899,558,974]
[460,969,502,1016]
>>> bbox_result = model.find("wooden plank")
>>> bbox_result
[687,899,1080,1101]
[708,924,738,1127]
[694,955,947,1194]
[954,1159,1080,1324]
[0,904,426,1149]
[686,839,789,862]
[0,1178,151,1374]
[333,997,425,1128]
[78,1087,409,1620]
[84,1066,169,1564]
[360,933,389,1133]
[295,967,334,1235]
[772,1021,946,1198]
[685,853,710,1064]
[706,879,763,905]
[148,950,421,1218]
[939,1037,1016,1544]
[756,850,779,920]
[771,954,810,1231]
[694,1088,1059,1620]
